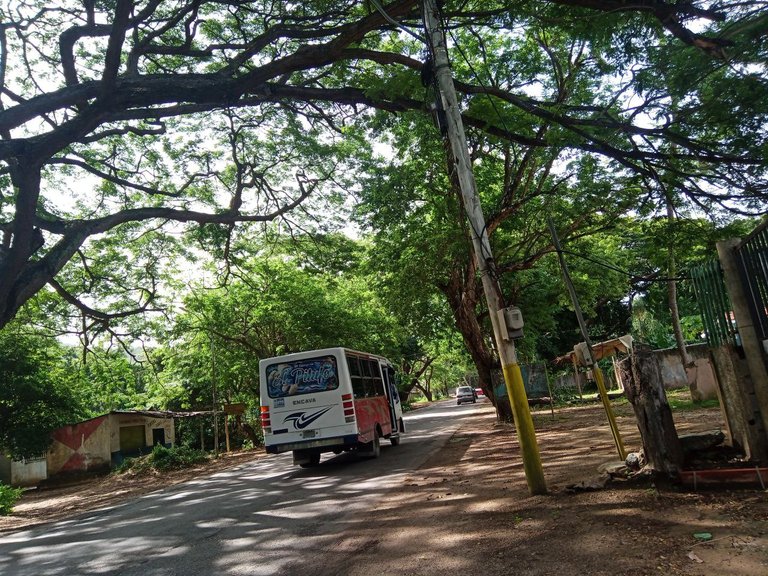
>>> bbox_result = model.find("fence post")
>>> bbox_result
[717,239,768,455]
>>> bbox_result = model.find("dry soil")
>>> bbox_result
[2,400,767,576]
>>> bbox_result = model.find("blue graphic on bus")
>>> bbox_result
[266,355,339,398]
[285,406,334,429]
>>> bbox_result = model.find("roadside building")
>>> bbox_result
[47,411,176,477]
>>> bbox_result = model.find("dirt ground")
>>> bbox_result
[2,399,767,576]
[0,449,263,533]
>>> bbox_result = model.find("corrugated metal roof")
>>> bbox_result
[109,410,214,418]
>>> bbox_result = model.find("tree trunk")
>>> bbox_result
[618,344,684,478]
[495,394,514,423]
[415,384,433,401]
[441,262,504,418]
[666,199,692,369]
[237,418,263,447]
[399,357,435,403]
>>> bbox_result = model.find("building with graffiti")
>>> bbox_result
[47,411,176,477]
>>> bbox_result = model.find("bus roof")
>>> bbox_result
[258,347,390,367]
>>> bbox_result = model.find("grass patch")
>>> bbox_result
[553,388,718,412]
[665,388,720,411]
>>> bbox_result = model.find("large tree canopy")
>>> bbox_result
[1,0,766,337]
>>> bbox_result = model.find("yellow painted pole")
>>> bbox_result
[593,365,627,459]
[502,362,546,484]
[550,218,626,461]
[423,0,546,495]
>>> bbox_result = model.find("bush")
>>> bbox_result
[149,444,207,471]
[0,482,23,515]
[115,445,209,475]
[113,457,137,474]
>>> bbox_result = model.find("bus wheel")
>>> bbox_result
[361,433,380,458]
[390,434,401,446]
[297,452,321,468]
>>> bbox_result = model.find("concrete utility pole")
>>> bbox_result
[211,334,219,457]
[422,0,546,495]
[717,238,768,448]
[547,218,627,460]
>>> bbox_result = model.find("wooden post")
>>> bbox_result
[543,363,556,419]
[571,355,583,400]
[224,414,231,453]
[612,355,624,391]
[618,344,684,477]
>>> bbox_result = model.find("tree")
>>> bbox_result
[624,215,761,340]
[0,324,85,459]
[1,0,766,342]
[159,241,404,410]
[77,346,160,413]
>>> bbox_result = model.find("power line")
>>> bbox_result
[369,0,424,42]
[559,248,690,283]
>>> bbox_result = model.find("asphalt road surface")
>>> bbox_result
[0,400,486,576]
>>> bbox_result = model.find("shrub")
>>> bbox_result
[0,482,23,516]
[113,445,209,475]
[147,444,208,471]
[113,457,136,474]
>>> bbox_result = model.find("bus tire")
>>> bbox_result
[371,433,380,458]
[361,433,380,459]
[390,434,401,446]
[299,452,321,468]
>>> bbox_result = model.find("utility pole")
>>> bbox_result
[547,218,626,460]
[211,334,219,457]
[422,0,546,495]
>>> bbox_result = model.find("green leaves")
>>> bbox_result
[159,239,405,408]
[0,326,86,459]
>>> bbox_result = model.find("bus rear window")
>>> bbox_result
[265,355,339,398]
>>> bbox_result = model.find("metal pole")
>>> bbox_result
[547,218,626,459]
[543,363,556,420]
[211,334,219,457]
[423,0,546,495]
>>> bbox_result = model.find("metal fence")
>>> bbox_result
[737,220,768,352]
[690,259,736,346]
[492,363,551,399]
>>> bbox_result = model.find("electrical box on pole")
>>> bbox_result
[573,342,594,367]
[497,306,524,340]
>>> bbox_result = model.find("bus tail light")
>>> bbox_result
[260,405,271,433]
[342,393,355,423]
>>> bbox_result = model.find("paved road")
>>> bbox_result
[0,400,487,575]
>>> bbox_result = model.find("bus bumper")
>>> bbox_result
[265,434,359,454]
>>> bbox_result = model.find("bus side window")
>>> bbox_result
[359,358,372,397]
[348,356,365,398]
[371,361,385,396]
